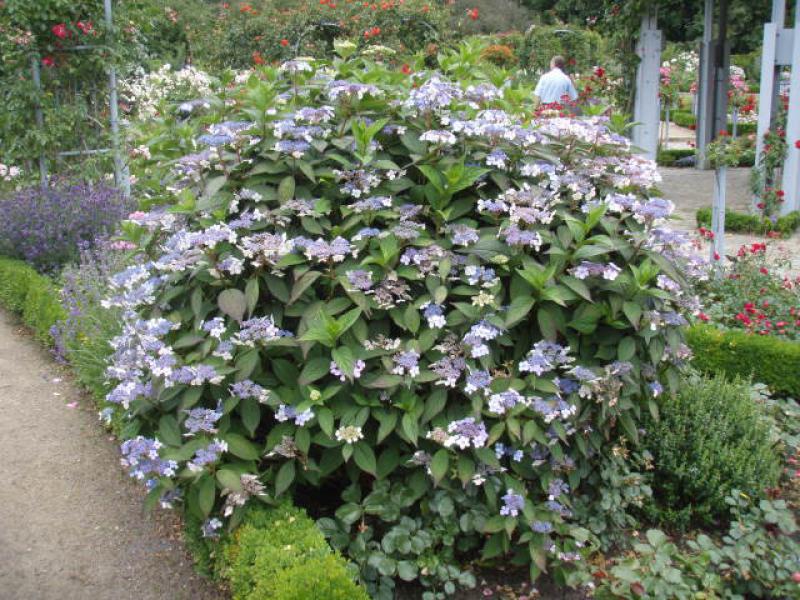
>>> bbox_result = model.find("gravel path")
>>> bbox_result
[0,309,225,600]
[660,166,800,271]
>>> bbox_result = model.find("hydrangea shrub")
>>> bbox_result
[105,57,697,597]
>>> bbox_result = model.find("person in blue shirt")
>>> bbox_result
[534,55,579,106]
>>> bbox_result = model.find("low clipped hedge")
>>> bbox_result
[686,325,800,397]
[696,207,800,236]
[186,503,368,600]
[669,110,757,136]
[657,148,695,166]
[0,256,65,344]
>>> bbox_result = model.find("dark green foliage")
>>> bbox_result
[669,110,757,138]
[656,148,694,167]
[595,493,800,599]
[696,207,800,236]
[686,325,800,397]
[523,1,769,55]
[0,256,65,344]
[450,0,533,35]
[219,504,369,600]
[572,449,653,552]
[518,23,608,73]
[643,374,781,530]
[669,110,696,129]
[183,511,219,580]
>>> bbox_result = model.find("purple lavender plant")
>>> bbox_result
[0,183,134,273]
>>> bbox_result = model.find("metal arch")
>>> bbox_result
[28,0,129,196]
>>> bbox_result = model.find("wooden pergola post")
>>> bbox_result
[782,1,800,213]
[696,0,731,169]
[632,5,662,161]
[754,0,800,214]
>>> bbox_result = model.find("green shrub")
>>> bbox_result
[182,0,448,71]
[686,325,800,397]
[0,256,65,344]
[220,504,367,600]
[183,503,367,599]
[519,23,608,74]
[668,110,756,139]
[670,110,696,128]
[451,0,533,35]
[643,374,781,529]
[696,207,800,236]
[183,511,219,580]
[266,554,368,600]
[107,50,692,595]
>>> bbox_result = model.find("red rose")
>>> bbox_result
[792,572,800,583]
[796,140,800,149]
[714,251,720,261]
[42,56,55,67]
[401,63,411,75]
[76,20,94,35]
[777,190,785,197]
[252,51,265,65]
[280,38,289,47]
[51,23,68,39]
[760,267,769,275]
[698,312,710,322]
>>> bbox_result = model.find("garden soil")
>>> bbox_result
[0,309,224,600]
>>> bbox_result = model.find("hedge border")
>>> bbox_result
[657,148,695,167]
[695,207,800,237]
[686,324,800,398]
[669,109,757,136]
[0,257,65,344]
[0,255,367,599]
[656,148,753,168]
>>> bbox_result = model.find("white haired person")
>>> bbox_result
[534,55,578,106]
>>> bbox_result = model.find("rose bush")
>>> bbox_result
[104,54,697,598]
[691,241,800,340]
[183,0,448,71]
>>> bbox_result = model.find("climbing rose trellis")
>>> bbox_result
[103,57,701,595]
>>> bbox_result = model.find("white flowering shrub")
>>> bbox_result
[106,56,698,597]
[120,64,215,119]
